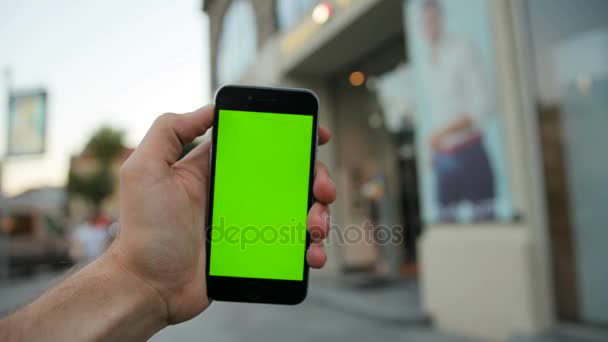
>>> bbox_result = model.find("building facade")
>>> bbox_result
[202,0,608,339]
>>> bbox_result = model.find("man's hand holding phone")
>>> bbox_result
[0,100,335,342]
[109,104,335,325]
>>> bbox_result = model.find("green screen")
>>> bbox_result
[209,109,313,281]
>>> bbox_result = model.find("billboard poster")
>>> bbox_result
[6,90,47,156]
[405,0,514,223]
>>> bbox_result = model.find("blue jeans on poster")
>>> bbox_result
[433,139,495,222]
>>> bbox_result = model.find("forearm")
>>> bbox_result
[0,252,168,342]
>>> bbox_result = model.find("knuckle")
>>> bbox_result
[155,112,178,126]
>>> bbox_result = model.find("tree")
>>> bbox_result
[67,166,114,216]
[67,127,125,216]
[85,127,125,163]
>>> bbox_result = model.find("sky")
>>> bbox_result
[0,0,210,195]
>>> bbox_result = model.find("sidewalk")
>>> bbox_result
[0,270,65,316]
[512,324,608,342]
[308,275,428,325]
[307,275,608,342]
[5,270,607,342]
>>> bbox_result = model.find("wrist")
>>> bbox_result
[102,248,170,331]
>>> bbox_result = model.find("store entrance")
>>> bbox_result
[330,37,421,278]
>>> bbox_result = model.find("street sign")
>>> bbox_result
[6,89,47,157]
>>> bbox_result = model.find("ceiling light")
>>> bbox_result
[349,71,365,87]
[312,2,332,25]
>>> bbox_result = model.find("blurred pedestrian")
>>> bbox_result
[70,214,109,265]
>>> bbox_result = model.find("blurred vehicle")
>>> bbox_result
[1,187,73,277]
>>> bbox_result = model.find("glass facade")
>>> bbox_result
[527,0,608,324]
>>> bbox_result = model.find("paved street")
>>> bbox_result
[151,298,470,342]
[0,270,68,316]
[2,270,608,341]
[0,270,474,342]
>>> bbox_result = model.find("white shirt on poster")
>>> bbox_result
[422,35,490,148]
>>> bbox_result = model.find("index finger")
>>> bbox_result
[137,105,214,164]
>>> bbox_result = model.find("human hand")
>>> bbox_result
[108,105,336,325]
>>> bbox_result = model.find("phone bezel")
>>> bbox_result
[206,85,319,304]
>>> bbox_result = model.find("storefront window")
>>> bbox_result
[406,0,514,223]
[276,0,317,31]
[527,0,608,324]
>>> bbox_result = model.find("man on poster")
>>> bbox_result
[420,0,496,222]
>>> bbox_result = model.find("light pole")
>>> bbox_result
[0,67,12,283]
[0,67,10,195]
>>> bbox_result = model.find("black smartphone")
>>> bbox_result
[206,85,319,304]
